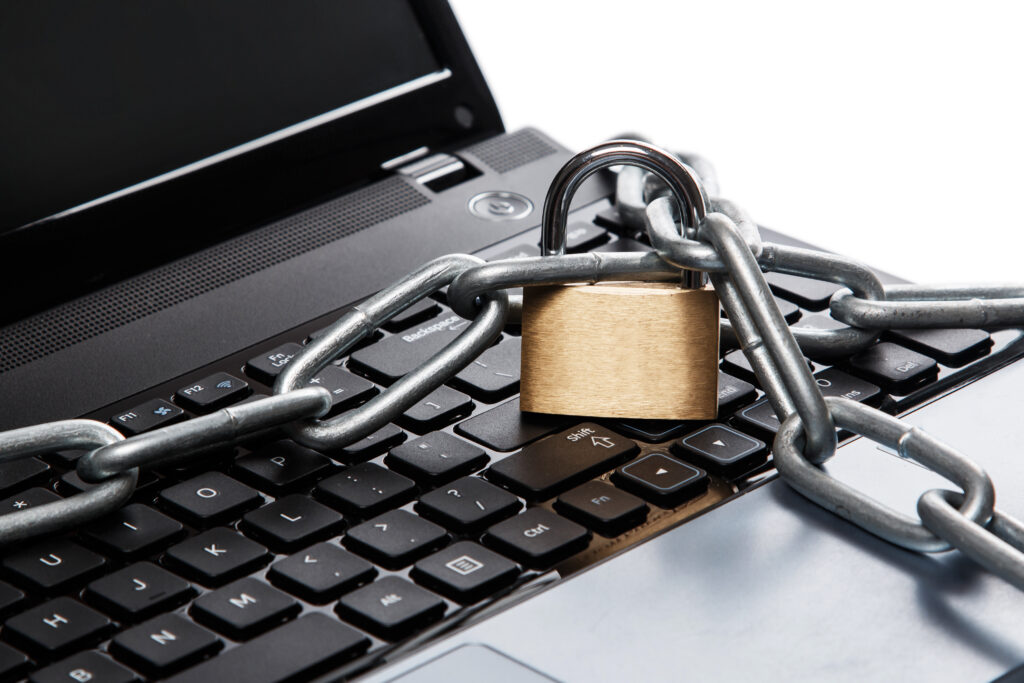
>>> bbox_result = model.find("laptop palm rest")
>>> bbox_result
[365,358,1024,682]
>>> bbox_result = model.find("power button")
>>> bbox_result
[468,191,534,222]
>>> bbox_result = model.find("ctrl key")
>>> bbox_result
[482,507,590,569]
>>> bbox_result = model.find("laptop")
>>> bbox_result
[2,2,1023,681]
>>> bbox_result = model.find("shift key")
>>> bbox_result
[349,312,470,384]
[487,423,638,501]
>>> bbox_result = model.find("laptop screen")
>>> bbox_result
[0,0,440,234]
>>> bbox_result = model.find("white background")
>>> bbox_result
[450,1,1024,284]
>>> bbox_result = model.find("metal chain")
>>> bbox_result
[4,140,1024,596]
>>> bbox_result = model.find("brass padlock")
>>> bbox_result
[520,141,720,420]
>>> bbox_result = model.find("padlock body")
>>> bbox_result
[520,282,719,420]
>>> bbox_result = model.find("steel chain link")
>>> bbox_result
[3,139,1024,595]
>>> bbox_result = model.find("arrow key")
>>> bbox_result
[675,424,767,477]
[268,542,376,603]
[612,453,708,508]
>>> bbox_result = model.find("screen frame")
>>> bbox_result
[0,0,503,325]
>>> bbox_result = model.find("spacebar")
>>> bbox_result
[166,614,370,683]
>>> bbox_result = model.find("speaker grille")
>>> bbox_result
[0,177,429,374]
[467,129,556,174]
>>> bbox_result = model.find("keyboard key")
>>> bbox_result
[268,543,376,603]
[455,398,574,452]
[381,298,442,332]
[593,206,628,233]
[411,541,520,604]
[175,372,250,412]
[450,337,521,402]
[591,237,651,252]
[163,528,270,586]
[315,463,416,518]
[613,453,708,508]
[165,613,369,683]
[110,614,221,677]
[58,468,159,498]
[159,472,262,526]
[240,495,344,552]
[81,504,184,559]
[0,581,24,620]
[0,643,28,682]
[111,398,185,436]
[308,365,377,413]
[847,341,938,394]
[775,296,801,324]
[349,312,471,384]
[722,350,813,388]
[887,327,992,367]
[0,457,49,497]
[766,271,842,311]
[2,539,106,594]
[612,419,690,442]
[791,313,849,331]
[483,507,590,568]
[84,562,193,621]
[813,367,882,406]
[416,476,522,533]
[343,510,448,569]
[385,432,488,485]
[675,424,767,477]
[30,651,137,683]
[0,487,60,516]
[564,221,610,252]
[734,399,781,439]
[335,576,446,641]
[399,385,474,433]
[233,440,334,494]
[554,481,649,537]
[245,342,304,386]
[488,243,540,261]
[5,598,112,659]
[717,371,758,415]
[487,423,638,501]
[191,577,300,640]
[335,423,406,463]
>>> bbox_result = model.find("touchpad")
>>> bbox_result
[387,643,560,682]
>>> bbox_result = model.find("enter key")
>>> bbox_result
[486,423,638,501]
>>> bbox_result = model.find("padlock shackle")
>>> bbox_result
[540,140,710,256]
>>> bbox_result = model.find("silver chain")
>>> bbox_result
[4,140,1024,592]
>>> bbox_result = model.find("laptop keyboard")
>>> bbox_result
[0,198,1015,682]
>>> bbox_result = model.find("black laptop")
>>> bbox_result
[2,2,1023,682]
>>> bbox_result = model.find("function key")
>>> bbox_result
[335,576,446,641]
[0,457,50,497]
[613,453,708,508]
[482,507,590,568]
[349,312,472,385]
[245,342,304,386]
[267,542,376,604]
[239,495,344,552]
[81,503,184,559]
[343,509,448,569]
[381,298,442,333]
[675,424,766,477]
[554,481,648,537]
[450,337,521,402]
[411,541,520,604]
[846,341,938,394]
[175,372,250,413]
[887,328,992,367]
[399,385,474,433]
[110,613,221,678]
[455,398,574,452]
[29,651,136,683]
[416,476,522,533]
[163,528,270,587]
[84,562,193,622]
[487,423,637,501]
[191,577,300,640]
[335,423,406,463]
[309,365,377,414]
[766,271,842,311]
[315,462,416,518]
[564,222,610,252]
[2,539,106,594]
[111,398,184,436]
[5,597,111,659]
[385,432,488,485]
[158,472,262,527]
[233,440,334,494]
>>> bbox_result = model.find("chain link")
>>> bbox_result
[4,138,1024,596]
